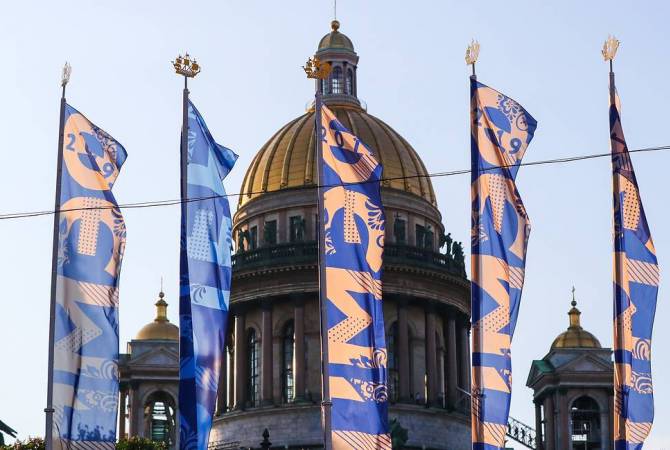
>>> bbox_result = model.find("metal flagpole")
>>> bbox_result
[45,62,71,450]
[602,35,621,447]
[172,53,201,204]
[303,56,332,450]
[465,39,480,446]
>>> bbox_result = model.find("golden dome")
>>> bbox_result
[239,104,436,208]
[551,294,601,349]
[318,20,354,53]
[136,292,179,341]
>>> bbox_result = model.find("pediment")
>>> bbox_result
[556,352,612,373]
[130,346,179,367]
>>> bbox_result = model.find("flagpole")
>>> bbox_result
[45,62,71,450]
[602,35,621,447]
[172,53,200,206]
[303,56,332,450]
[465,40,480,445]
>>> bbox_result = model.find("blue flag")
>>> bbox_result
[52,104,127,448]
[179,100,237,450]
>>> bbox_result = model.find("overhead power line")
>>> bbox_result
[0,144,667,222]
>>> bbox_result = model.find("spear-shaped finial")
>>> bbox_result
[465,39,480,76]
[61,62,72,88]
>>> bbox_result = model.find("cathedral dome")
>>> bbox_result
[238,19,436,210]
[135,292,179,341]
[551,295,601,349]
[238,107,436,208]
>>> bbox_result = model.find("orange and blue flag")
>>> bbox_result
[610,77,659,450]
[52,105,127,448]
[320,104,390,449]
[470,78,536,449]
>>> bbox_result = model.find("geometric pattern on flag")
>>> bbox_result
[470,78,536,450]
[320,105,390,449]
[52,104,127,445]
[332,430,392,450]
[610,88,659,449]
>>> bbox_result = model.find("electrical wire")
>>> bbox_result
[0,144,667,221]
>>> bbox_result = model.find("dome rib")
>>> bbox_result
[240,126,284,205]
[281,113,311,188]
[355,111,387,186]
[261,116,302,192]
[304,114,316,184]
[397,133,436,205]
[376,117,410,193]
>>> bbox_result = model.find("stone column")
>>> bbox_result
[227,346,234,410]
[458,321,470,392]
[216,346,227,415]
[118,386,127,439]
[234,313,246,409]
[128,381,140,437]
[446,314,458,408]
[261,304,273,406]
[535,400,544,450]
[603,391,614,450]
[558,391,569,449]
[397,301,410,402]
[544,394,555,450]
[425,309,437,405]
[293,301,306,401]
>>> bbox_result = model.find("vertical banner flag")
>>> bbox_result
[179,100,237,450]
[610,81,659,448]
[320,105,391,449]
[470,78,536,449]
[52,105,127,448]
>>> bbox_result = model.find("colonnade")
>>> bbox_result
[216,299,471,413]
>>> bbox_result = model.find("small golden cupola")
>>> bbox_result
[551,288,602,349]
[135,291,179,341]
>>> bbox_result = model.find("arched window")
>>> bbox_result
[346,69,354,95]
[332,67,343,94]
[282,320,295,403]
[387,322,399,402]
[246,329,260,407]
[143,392,176,446]
[570,396,601,449]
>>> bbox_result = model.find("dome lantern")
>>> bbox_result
[135,291,179,341]
[551,288,602,349]
[316,20,360,107]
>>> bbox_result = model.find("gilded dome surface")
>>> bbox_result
[239,104,436,208]
[551,299,601,349]
[136,293,179,341]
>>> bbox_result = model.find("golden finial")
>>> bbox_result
[61,62,72,88]
[571,286,577,307]
[602,35,620,61]
[303,56,332,80]
[331,19,340,31]
[173,53,201,78]
[465,39,480,67]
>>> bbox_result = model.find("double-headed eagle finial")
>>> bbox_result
[303,56,332,80]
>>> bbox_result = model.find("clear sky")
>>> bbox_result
[0,0,668,446]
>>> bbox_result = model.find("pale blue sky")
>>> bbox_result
[0,1,669,446]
